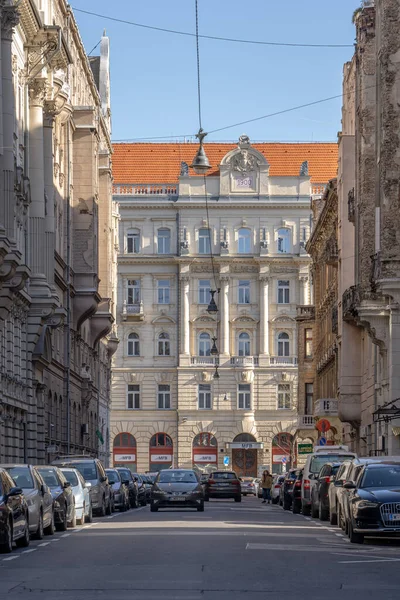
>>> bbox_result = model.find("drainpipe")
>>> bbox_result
[176,210,180,468]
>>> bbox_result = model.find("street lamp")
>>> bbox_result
[210,337,218,356]
[207,290,218,314]
[213,366,220,380]
[190,128,211,174]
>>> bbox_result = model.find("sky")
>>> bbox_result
[71,0,358,143]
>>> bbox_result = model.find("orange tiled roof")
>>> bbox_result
[112,142,338,184]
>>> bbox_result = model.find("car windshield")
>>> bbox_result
[212,472,237,480]
[119,470,132,481]
[70,463,97,481]
[6,467,34,489]
[362,465,400,488]
[287,472,297,480]
[309,455,355,475]
[61,471,79,487]
[106,471,120,484]
[158,471,197,484]
[38,469,60,488]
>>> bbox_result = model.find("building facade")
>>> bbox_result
[111,137,337,475]
[0,1,117,465]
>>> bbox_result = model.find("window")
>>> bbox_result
[113,433,136,448]
[157,228,171,254]
[198,279,211,304]
[238,228,251,253]
[127,279,140,304]
[127,385,140,409]
[277,228,291,253]
[127,333,140,356]
[198,332,211,356]
[305,383,313,415]
[199,228,211,254]
[238,280,250,304]
[238,332,250,356]
[278,383,291,409]
[158,384,171,409]
[278,280,290,304]
[150,433,173,447]
[278,332,290,357]
[198,384,212,409]
[238,384,251,409]
[158,332,170,356]
[305,328,313,358]
[127,229,140,254]
[157,280,170,304]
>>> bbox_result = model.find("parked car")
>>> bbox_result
[1,464,54,539]
[255,478,263,498]
[328,460,353,525]
[204,471,241,502]
[36,466,75,531]
[271,475,285,504]
[240,477,258,496]
[310,462,341,520]
[131,472,148,506]
[115,468,140,508]
[139,474,154,503]
[106,469,129,512]
[343,461,400,543]
[150,469,204,512]
[280,469,298,510]
[0,468,30,553]
[291,469,303,514]
[301,446,357,515]
[60,467,92,524]
[52,456,111,516]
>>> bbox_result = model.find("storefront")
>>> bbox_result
[192,433,218,472]
[113,433,137,471]
[149,432,173,471]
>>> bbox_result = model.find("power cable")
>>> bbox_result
[72,7,353,49]
[87,39,101,56]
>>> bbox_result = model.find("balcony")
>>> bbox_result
[315,398,338,416]
[342,285,361,322]
[296,305,315,321]
[298,415,315,429]
[121,301,144,321]
[269,356,298,366]
[331,305,338,334]
[230,356,259,367]
[190,356,219,366]
[113,183,178,199]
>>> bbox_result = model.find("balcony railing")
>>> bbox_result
[269,356,298,366]
[315,398,338,416]
[113,183,178,198]
[296,305,315,320]
[342,285,361,322]
[298,415,315,429]
[121,301,144,321]
[190,356,219,366]
[230,356,259,367]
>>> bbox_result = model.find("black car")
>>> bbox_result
[131,472,148,506]
[280,469,298,510]
[150,469,204,512]
[106,469,129,512]
[204,471,241,502]
[139,474,154,503]
[343,461,400,544]
[291,469,303,514]
[36,466,75,531]
[115,468,140,508]
[311,462,341,520]
[327,460,353,525]
[0,468,30,553]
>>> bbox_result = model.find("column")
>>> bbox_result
[259,276,270,355]
[300,276,309,305]
[180,275,190,355]
[220,276,229,355]
[43,101,57,289]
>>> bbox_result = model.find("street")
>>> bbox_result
[1,497,400,600]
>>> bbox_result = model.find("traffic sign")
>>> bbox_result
[319,437,327,446]
[316,419,331,433]
[223,456,230,466]
[281,456,287,463]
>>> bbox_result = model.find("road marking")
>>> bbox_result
[339,558,400,564]
[61,533,71,538]
[21,549,36,554]
[335,533,344,537]
[3,556,19,561]
[51,538,60,542]
[38,542,50,547]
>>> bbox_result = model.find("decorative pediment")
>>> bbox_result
[231,313,258,326]
[220,135,269,173]
[271,314,295,323]
[151,314,176,325]
[192,314,217,323]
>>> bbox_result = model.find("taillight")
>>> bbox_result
[295,481,301,488]
[233,480,240,486]
[208,479,215,485]
[303,479,311,489]
[274,484,281,488]
[322,476,330,483]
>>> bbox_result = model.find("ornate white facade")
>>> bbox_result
[111,137,335,476]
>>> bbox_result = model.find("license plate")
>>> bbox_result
[389,514,400,521]
[169,497,185,501]
[218,483,229,487]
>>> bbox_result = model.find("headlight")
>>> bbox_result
[54,500,61,509]
[358,500,379,509]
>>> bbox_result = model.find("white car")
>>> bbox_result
[240,477,258,496]
[60,468,92,525]
[271,475,285,504]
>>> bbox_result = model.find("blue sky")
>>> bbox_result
[71,0,358,143]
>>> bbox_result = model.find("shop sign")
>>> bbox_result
[227,442,263,449]
[151,454,172,462]
[298,443,313,455]
[194,454,217,463]
[114,454,136,462]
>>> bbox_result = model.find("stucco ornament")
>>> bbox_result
[230,149,260,175]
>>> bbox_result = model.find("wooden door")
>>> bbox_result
[232,449,257,477]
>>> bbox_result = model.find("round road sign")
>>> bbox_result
[316,418,331,433]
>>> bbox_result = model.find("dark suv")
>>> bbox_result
[280,469,298,510]
[311,462,341,520]
[204,471,241,502]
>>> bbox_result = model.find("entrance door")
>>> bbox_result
[232,448,257,477]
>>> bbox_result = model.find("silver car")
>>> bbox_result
[0,464,54,539]
[60,468,92,525]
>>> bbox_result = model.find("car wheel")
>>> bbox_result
[85,504,93,523]
[319,503,328,521]
[120,500,126,512]
[311,501,319,518]
[283,497,291,511]
[197,502,205,512]
[243,494,247,496]
[0,518,13,554]
[16,519,30,548]
[272,497,278,505]
[204,496,209,502]
[234,495,241,503]
[150,502,158,512]
[302,502,311,516]
[140,496,147,507]
[44,511,55,535]
[329,510,337,525]
[77,506,85,526]
[34,511,44,540]
[292,500,300,514]
[69,506,76,528]
[338,506,346,532]
[348,519,364,544]
[106,498,112,516]
[131,496,139,509]
[99,497,106,517]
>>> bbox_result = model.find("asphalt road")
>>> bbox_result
[1,496,400,599]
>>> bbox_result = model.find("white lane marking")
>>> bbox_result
[335,533,344,537]
[61,533,71,538]
[38,542,50,547]
[22,549,36,554]
[3,556,19,561]
[339,558,400,564]
[51,538,60,542]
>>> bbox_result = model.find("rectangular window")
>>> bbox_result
[127,279,140,304]
[238,384,251,409]
[198,384,212,409]
[238,280,250,304]
[198,279,211,304]
[158,384,171,409]
[278,384,291,409]
[157,229,171,254]
[305,383,313,415]
[199,228,211,254]
[305,328,313,359]
[127,232,140,254]
[127,385,140,409]
[277,280,290,304]
[157,280,170,304]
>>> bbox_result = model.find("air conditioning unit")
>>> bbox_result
[81,423,89,436]
[360,426,367,438]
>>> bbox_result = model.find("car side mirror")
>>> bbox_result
[101,476,108,483]
[85,482,92,488]
[343,481,356,490]
[63,481,71,488]
[41,484,46,495]
[134,477,138,482]
[123,480,130,485]
[334,480,343,487]
[6,487,23,501]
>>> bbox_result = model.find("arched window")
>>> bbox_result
[150,433,173,447]
[277,228,291,253]
[127,228,140,254]
[278,332,290,357]
[238,332,251,356]
[149,433,173,471]
[238,228,251,253]
[113,433,136,448]
[113,433,137,471]
[193,433,218,468]
[233,433,256,443]
[198,332,211,356]
[127,332,140,356]
[157,228,171,254]
[158,332,170,356]
[193,433,217,447]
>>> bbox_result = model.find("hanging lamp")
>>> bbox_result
[190,128,211,174]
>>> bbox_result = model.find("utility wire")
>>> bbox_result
[72,7,353,49]
[195,0,202,131]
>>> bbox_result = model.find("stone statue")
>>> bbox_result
[238,134,250,147]
[300,160,309,176]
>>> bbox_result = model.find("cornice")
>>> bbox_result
[114,201,312,211]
